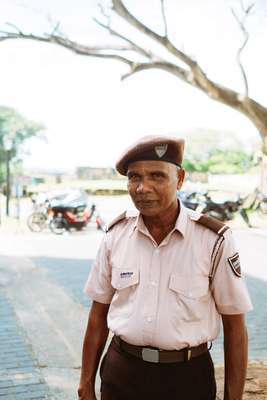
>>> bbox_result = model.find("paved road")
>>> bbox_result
[0,224,267,399]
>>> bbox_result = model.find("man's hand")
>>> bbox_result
[77,384,97,400]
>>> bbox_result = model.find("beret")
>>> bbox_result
[116,135,185,176]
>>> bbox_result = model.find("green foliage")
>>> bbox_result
[183,129,257,174]
[0,106,45,183]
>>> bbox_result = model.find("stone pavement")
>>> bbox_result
[0,242,110,400]
[0,291,49,399]
[0,250,88,400]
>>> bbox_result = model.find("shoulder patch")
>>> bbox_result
[194,214,230,236]
[106,211,127,232]
[228,253,241,277]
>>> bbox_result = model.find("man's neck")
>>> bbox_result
[142,202,180,245]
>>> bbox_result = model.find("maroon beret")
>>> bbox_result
[116,135,185,176]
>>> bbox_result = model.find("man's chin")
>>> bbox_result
[136,206,159,217]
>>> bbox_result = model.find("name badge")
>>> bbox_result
[120,272,134,279]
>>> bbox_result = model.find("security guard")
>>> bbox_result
[78,135,252,400]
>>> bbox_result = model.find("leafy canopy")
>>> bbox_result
[0,106,45,182]
[183,129,258,174]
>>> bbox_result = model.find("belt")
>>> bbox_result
[113,336,208,364]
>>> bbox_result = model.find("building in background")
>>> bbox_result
[76,166,118,180]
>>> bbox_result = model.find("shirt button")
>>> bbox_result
[151,281,157,287]
[155,248,160,253]
[147,316,153,322]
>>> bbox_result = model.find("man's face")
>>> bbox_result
[127,160,185,217]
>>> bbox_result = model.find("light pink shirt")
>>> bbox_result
[84,204,253,350]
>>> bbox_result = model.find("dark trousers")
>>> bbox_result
[100,338,217,400]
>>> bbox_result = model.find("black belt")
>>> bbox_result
[113,336,208,363]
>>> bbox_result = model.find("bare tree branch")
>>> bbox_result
[98,2,112,25]
[231,2,254,97]
[5,23,23,35]
[232,8,249,96]
[93,18,155,59]
[240,0,254,15]
[95,2,159,60]
[0,30,135,66]
[2,26,265,137]
[112,0,196,68]
[160,0,168,38]
[45,12,69,39]
[50,21,61,36]
[1,0,267,148]
[121,61,188,81]
[111,0,218,101]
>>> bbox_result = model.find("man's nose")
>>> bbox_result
[136,180,150,193]
[136,183,144,193]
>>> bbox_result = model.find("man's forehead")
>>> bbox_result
[127,159,174,172]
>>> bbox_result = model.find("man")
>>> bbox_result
[78,135,252,400]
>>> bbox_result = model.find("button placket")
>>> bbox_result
[143,247,161,343]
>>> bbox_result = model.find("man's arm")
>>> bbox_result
[222,314,248,400]
[78,301,110,400]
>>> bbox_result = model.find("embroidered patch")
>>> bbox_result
[228,253,241,277]
[155,144,168,158]
[120,272,134,279]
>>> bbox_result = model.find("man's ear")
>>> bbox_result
[177,168,185,190]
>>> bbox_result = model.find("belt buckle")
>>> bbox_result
[142,348,160,363]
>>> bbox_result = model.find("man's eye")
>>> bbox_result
[152,172,165,179]
[128,174,140,182]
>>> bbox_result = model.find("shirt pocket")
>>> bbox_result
[169,274,210,322]
[110,268,140,314]
[111,268,139,290]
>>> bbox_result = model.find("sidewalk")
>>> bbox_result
[0,248,105,400]
[0,291,49,399]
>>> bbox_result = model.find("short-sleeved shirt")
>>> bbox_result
[84,203,253,350]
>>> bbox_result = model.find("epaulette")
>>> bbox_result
[106,210,138,232]
[106,211,127,232]
[194,214,230,236]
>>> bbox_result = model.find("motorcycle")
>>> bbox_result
[49,202,106,234]
[27,200,54,232]
[178,190,251,227]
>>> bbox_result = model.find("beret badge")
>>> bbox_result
[154,144,168,158]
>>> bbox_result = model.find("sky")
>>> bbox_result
[0,0,267,171]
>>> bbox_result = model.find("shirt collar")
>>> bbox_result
[174,200,188,237]
[130,212,147,237]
